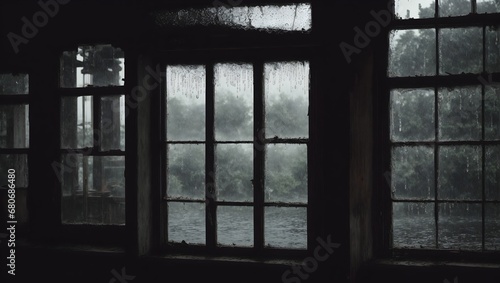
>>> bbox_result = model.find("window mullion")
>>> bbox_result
[206,63,217,249]
[254,61,265,251]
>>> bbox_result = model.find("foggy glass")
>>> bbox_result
[166,65,206,141]
[167,144,205,200]
[392,202,435,248]
[0,105,29,148]
[214,63,253,141]
[438,146,482,200]
[216,144,253,202]
[390,88,435,142]
[60,45,125,88]
[101,95,125,151]
[388,29,436,77]
[0,154,28,188]
[486,26,500,73]
[0,74,29,94]
[438,203,482,250]
[486,146,500,200]
[61,155,125,224]
[485,204,500,250]
[152,4,312,32]
[438,86,482,141]
[265,207,306,249]
[265,61,309,139]
[265,144,307,204]
[485,86,500,140]
[168,202,205,245]
[477,0,500,13]
[439,28,482,75]
[61,96,94,149]
[438,0,471,17]
[391,146,434,200]
[217,206,253,247]
[395,0,436,19]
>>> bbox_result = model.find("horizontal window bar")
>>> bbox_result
[59,149,125,156]
[391,141,500,146]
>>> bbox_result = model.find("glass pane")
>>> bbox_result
[388,29,436,77]
[217,206,253,247]
[166,65,206,141]
[438,203,481,250]
[167,144,205,200]
[61,155,125,224]
[438,86,481,141]
[152,4,312,32]
[0,105,29,148]
[485,86,500,140]
[395,0,436,19]
[439,0,471,17]
[486,26,500,74]
[390,88,435,142]
[265,61,309,139]
[168,202,205,245]
[0,74,29,94]
[392,146,434,200]
[60,45,125,88]
[486,146,500,200]
[265,144,307,203]
[392,202,435,248]
[265,206,306,249]
[101,95,125,151]
[215,63,253,141]
[439,28,482,75]
[216,144,253,202]
[438,146,482,200]
[478,0,500,13]
[0,154,28,188]
[61,96,93,149]
[485,204,500,250]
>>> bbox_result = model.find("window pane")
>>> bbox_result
[390,88,435,142]
[486,146,500,201]
[265,61,309,139]
[168,202,205,245]
[438,0,471,17]
[438,86,481,141]
[392,202,435,248]
[216,144,253,202]
[438,146,482,200]
[101,95,125,151]
[0,154,28,188]
[395,0,436,19]
[60,45,125,88]
[217,206,253,247]
[477,0,500,13]
[485,204,500,250]
[0,74,29,94]
[392,146,434,200]
[388,29,436,77]
[0,104,29,148]
[265,144,307,203]
[61,96,94,149]
[265,206,306,249]
[167,144,205,200]
[438,203,481,250]
[214,63,253,141]
[486,27,500,74]
[166,65,206,141]
[439,28,482,75]
[485,86,500,140]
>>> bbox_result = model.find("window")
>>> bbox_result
[388,0,500,252]
[163,60,310,251]
[58,45,126,225]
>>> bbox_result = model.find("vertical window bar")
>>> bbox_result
[481,25,486,251]
[472,0,477,14]
[434,86,439,249]
[206,63,217,249]
[254,62,265,250]
[161,63,169,246]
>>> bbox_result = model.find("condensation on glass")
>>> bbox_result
[151,3,312,32]
[438,203,482,250]
[216,144,253,202]
[392,202,435,248]
[0,105,29,148]
[217,206,253,247]
[60,45,125,88]
[438,0,471,17]
[478,0,500,13]
[486,26,500,73]
[168,202,205,245]
[485,204,500,250]
[0,74,29,94]
[0,154,28,188]
[395,0,436,19]
[439,28,482,75]
[167,144,205,200]
[486,146,500,201]
[265,207,307,249]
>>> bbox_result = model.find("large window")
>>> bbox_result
[388,0,500,252]
[163,60,310,251]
